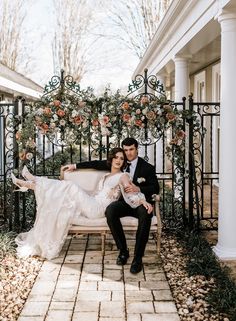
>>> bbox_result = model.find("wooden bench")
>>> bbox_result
[61,168,162,256]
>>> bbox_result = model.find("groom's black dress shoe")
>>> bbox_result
[116,249,129,265]
[130,257,143,274]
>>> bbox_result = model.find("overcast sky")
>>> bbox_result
[24,0,140,94]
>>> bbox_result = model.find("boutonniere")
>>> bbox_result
[137,177,146,183]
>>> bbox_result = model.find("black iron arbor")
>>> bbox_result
[0,70,219,232]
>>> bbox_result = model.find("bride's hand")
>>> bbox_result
[140,200,153,214]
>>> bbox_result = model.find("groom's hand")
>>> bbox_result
[124,183,140,193]
[61,164,76,172]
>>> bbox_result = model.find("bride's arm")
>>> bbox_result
[119,174,153,213]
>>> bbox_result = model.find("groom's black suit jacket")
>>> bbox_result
[76,157,159,203]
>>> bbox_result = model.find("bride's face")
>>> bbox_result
[112,152,125,170]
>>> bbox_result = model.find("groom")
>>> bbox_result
[63,137,159,273]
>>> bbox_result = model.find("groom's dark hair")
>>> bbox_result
[121,137,138,148]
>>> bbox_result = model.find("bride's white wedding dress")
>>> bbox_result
[15,172,145,260]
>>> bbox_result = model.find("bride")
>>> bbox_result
[12,147,153,260]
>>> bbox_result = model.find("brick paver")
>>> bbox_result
[17,233,180,321]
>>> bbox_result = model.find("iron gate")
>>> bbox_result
[0,71,219,232]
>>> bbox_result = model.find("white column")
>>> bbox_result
[174,57,189,101]
[173,57,190,198]
[213,11,236,259]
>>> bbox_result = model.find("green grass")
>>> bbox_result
[0,231,16,259]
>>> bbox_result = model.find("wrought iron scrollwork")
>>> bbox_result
[43,70,82,97]
[127,68,166,99]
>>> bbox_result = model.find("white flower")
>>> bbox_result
[36,108,44,115]
[60,119,66,126]
[142,107,148,115]
[101,127,110,136]
[137,177,146,183]
[82,120,88,128]
[26,152,33,160]
[25,106,31,113]
[72,110,79,117]
[53,114,58,121]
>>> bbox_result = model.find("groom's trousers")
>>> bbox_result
[105,200,152,258]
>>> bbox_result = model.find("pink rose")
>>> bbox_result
[176,130,186,139]
[73,116,83,125]
[103,116,109,124]
[123,114,131,122]
[57,109,65,117]
[92,119,99,126]
[166,113,176,122]
[43,107,52,115]
[135,119,143,127]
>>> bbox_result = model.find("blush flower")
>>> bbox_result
[146,111,156,120]
[53,100,61,107]
[92,119,99,126]
[57,109,65,117]
[166,113,176,122]
[19,150,27,160]
[163,104,172,112]
[15,131,21,140]
[176,130,186,139]
[78,101,86,108]
[40,123,49,133]
[73,116,83,125]
[43,107,52,115]
[135,119,143,127]
[103,115,109,124]
[123,114,131,122]
[122,102,130,110]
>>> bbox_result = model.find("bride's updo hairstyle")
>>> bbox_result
[107,147,127,171]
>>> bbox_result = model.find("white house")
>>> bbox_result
[0,63,43,101]
[134,0,236,259]
[0,63,44,176]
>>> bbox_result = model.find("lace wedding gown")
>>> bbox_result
[15,172,145,259]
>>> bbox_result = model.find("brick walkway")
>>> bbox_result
[17,233,180,321]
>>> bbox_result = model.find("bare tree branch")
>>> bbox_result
[52,0,98,82]
[102,0,172,59]
[0,0,39,79]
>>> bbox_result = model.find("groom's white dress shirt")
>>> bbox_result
[127,157,138,180]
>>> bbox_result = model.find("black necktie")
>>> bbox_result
[125,162,131,173]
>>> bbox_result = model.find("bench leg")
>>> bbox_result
[156,228,161,257]
[101,232,106,256]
